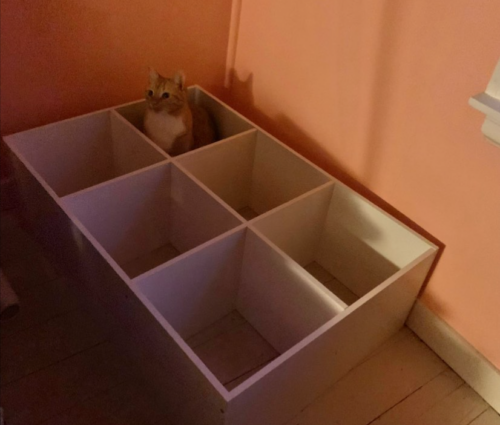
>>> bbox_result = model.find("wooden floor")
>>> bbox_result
[304,261,359,305]
[1,210,498,425]
[237,206,259,221]
[186,310,279,390]
[121,243,180,278]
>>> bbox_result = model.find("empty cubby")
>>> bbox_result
[252,183,434,305]
[6,110,166,197]
[62,163,242,278]
[177,130,331,220]
[115,86,254,149]
[134,228,344,391]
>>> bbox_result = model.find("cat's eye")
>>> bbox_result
[162,92,170,99]
[147,90,153,97]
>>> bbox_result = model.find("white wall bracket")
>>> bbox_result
[469,59,500,148]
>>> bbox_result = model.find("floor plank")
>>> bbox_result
[286,329,448,425]
[416,384,489,425]
[190,310,279,388]
[0,341,133,425]
[363,326,414,362]
[304,261,359,305]
[121,243,180,278]
[1,307,110,386]
[0,213,59,293]
[225,363,268,391]
[237,206,259,221]
[0,212,81,338]
[469,409,500,425]
[186,310,247,349]
[370,369,464,425]
[0,276,82,338]
[40,376,172,425]
[304,261,336,284]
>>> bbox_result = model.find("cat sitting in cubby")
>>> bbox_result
[144,68,216,155]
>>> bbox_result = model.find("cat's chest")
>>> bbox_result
[144,111,186,149]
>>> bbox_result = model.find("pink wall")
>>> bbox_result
[0,0,232,136]
[226,1,500,366]
[1,0,498,367]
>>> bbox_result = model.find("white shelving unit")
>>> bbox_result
[5,87,438,425]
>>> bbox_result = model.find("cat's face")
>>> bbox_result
[145,69,186,113]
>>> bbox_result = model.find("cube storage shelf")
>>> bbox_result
[5,86,438,425]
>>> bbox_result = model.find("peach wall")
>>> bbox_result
[1,0,498,367]
[0,0,232,136]
[226,0,500,366]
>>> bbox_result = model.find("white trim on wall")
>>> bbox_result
[469,58,500,148]
[224,0,242,88]
[407,301,500,413]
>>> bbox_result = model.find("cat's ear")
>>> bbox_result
[173,70,186,89]
[148,67,159,83]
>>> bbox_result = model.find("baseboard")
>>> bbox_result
[407,301,500,413]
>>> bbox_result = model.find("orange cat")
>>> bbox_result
[143,69,216,156]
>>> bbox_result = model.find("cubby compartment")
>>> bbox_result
[252,183,435,305]
[177,130,331,220]
[115,86,254,149]
[6,110,167,197]
[135,228,344,391]
[62,163,242,278]
[5,85,439,425]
